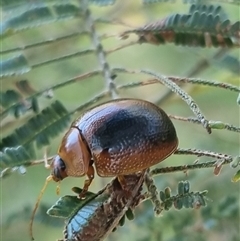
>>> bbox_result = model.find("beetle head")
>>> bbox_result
[51,155,68,182]
[51,127,91,181]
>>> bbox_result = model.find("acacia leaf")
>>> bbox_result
[0,54,30,77]
[47,190,98,218]
[1,3,82,37]
[232,169,240,182]
[0,101,71,171]
[121,4,240,48]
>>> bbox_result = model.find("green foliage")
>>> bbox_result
[1,54,30,77]
[48,190,107,240]
[159,181,208,210]
[47,181,208,240]
[47,188,98,218]
[1,3,82,37]
[1,1,239,241]
[232,169,240,182]
[0,81,39,118]
[0,146,33,170]
[0,90,21,108]
[122,4,239,47]
[0,101,71,171]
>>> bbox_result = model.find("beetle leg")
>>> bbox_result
[117,175,132,197]
[79,163,95,199]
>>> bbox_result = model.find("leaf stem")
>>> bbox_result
[169,115,240,133]
[144,170,163,216]
[0,70,102,120]
[150,148,234,177]
[116,76,240,93]
[81,0,117,99]
[113,67,211,133]
[0,31,89,55]
[106,41,138,54]
[31,49,94,69]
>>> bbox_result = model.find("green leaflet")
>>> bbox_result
[0,54,30,77]
[122,4,240,48]
[1,3,82,37]
[0,86,39,119]
[1,0,116,10]
[0,145,33,169]
[159,181,208,211]
[0,90,22,108]
[89,0,116,5]
[47,190,99,219]
[0,101,71,170]
[232,169,240,182]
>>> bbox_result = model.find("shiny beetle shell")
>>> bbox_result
[51,98,178,194]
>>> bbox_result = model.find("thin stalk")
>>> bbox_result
[31,49,94,69]
[0,70,102,120]
[114,67,211,133]
[106,41,138,54]
[150,148,234,177]
[144,170,163,216]
[169,115,240,133]
[81,0,117,99]
[0,31,89,55]
[116,76,240,93]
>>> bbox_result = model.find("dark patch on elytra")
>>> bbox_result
[91,110,148,149]
[90,107,177,151]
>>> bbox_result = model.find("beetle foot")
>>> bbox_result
[78,179,91,199]
[78,189,87,200]
[117,175,133,198]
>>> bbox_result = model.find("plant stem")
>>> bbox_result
[81,0,117,99]
[0,70,102,120]
[114,67,211,133]
[0,31,89,54]
[116,76,240,93]
[169,115,240,133]
[150,148,234,177]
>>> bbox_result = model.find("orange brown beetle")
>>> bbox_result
[51,98,178,197]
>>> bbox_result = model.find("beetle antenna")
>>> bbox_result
[56,182,61,195]
[29,175,52,240]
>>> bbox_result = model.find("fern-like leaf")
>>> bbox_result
[159,181,208,211]
[1,54,30,77]
[47,188,98,219]
[0,101,71,169]
[0,146,33,170]
[121,4,240,47]
[0,84,39,118]
[0,89,22,108]
[48,173,145,241]
[1,3,82,37]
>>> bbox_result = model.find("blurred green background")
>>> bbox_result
[1,1,239,241]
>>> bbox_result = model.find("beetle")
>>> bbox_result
[51,98,178,197]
